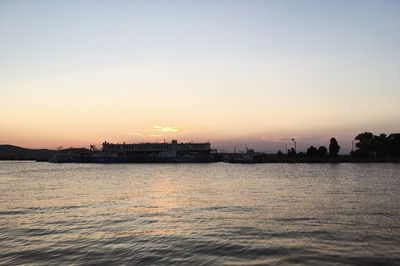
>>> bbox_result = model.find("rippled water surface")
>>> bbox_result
[1,162,399,265]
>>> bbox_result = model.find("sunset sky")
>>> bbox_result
[1,0,399,153]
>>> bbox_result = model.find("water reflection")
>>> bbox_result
[0,162,399,265]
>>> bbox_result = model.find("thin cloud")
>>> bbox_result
[124,125,199,139]
[153,126,181,133]
[122,132,144,137]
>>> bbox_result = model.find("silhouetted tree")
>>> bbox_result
[378,133,387,143]
[276,150,284,157]
[287,148,296,157]
[355,132,374,152]
[351,131,400,159]
[353,132,392,158]
[297,152,306,157]
[318,146,328,157]
[329,138,340,156]
[374,133,389,157]
[306,146,318,157]
[352,132,375,158]
[388,133,400,157]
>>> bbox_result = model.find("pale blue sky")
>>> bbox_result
[1,0,399,151]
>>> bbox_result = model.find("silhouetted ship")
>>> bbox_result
[103,140,215,163]
[48,140,216,163]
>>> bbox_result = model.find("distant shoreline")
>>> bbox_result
[1,158,400,164]
[2,142,400,164]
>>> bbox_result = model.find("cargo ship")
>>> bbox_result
[48,140,217,163]
[102,140,216,163]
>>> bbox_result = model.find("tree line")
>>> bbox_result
[277,132,400,159]
[351,132,400,158]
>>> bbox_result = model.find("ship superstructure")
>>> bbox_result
[102,140,214,162]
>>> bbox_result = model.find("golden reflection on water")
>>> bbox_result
[65,228,179,241]
[1,162,400,264]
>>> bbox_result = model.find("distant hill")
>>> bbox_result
[0,145,57,161]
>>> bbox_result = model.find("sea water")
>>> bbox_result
[1,162,399,265]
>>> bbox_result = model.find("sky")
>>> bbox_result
[1,0,399,153]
